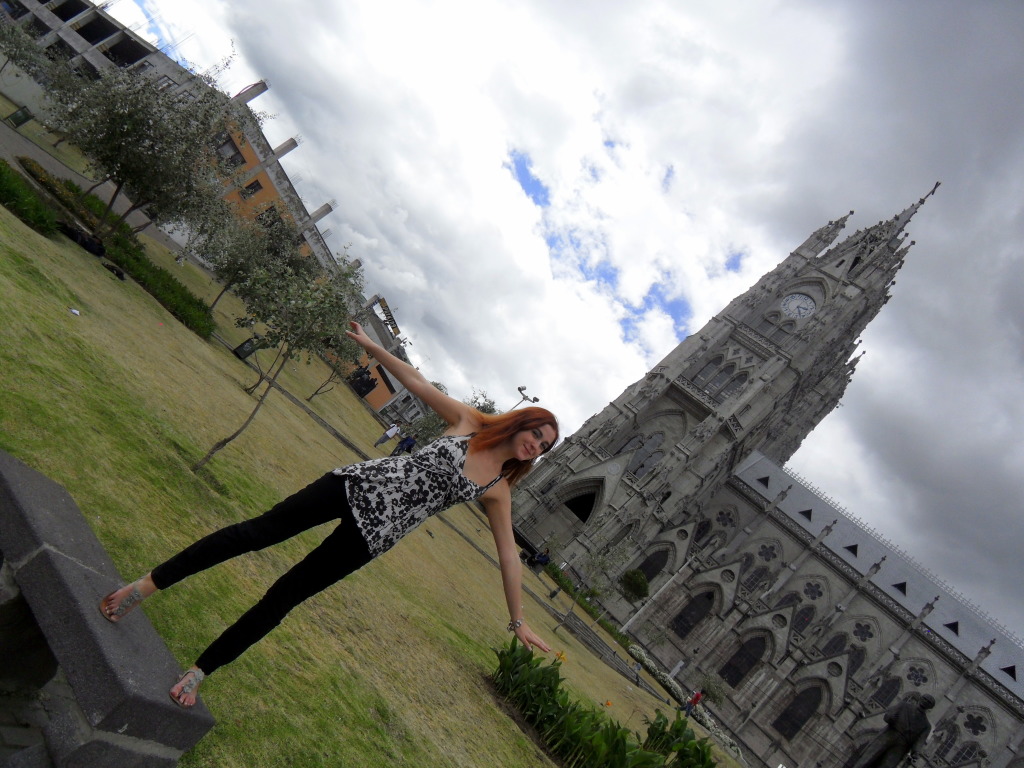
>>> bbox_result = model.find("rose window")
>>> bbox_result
[964,714,987,736]
[853,622,874,641]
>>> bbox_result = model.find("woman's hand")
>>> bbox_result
[514,621,551,653]
[345,321,375,351]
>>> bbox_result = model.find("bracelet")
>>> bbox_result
[507,618,524,632]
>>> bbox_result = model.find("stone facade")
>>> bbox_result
[513,184,1024,768]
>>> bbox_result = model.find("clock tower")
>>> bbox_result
[512,185,940,606]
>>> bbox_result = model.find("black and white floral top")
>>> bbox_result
[333,434,503,556]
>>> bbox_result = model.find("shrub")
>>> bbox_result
[16,157,214,339]
[0,158,57,234]
[620,569,650,601]
[494,639,717,768]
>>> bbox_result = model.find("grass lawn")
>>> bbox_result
[0,205,730,767]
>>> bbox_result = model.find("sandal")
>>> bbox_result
[99,582,144,623]
[170,668,205,708]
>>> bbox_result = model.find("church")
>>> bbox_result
[512,184,1024,768]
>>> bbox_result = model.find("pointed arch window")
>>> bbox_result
[848,645,866,676]
[638,549,669,581]
[757,313,780,336]
[870,677,901,708]
[738,553,755,575]
[821,633,847,657]
[694,519,712,544]
[693,356,724,388]
[772,686,823,740]
[627,432,665,477]
[719,372,749,400]
[951,743,980,766]
[741,565,770,593]
[770,320,796,343]
[773,592,802,609]
[670,591,715,640]
[719,635,767,688]
[707,364,736,392]
[933,723,959,761]
[793,606,815,634]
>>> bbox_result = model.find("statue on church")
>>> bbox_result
[852,695,935,768]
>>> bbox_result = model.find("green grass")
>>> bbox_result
[0,205,718,768]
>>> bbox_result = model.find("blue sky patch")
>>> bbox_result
[725,250,744,272]
[507,149,550,207]
[662,165,675,192]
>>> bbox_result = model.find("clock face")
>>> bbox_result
[781,293,816,319]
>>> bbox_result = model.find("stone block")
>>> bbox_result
[1,743,52,768]
[17,552,212,750]
[0,451,215,760]
[0,454,109,569]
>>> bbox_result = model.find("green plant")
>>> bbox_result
[620,569,650,601]
[0,159,57,234]
[494,640,718,768]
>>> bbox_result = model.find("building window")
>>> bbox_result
[793,606,815,634]
[821,633,847,656]
[692,356,723,388]
[933,724,958,760]
[241,179,264,199]
[847,645,866,675]
[154,74,176,91]
[870,677,901,708]
[216,135,245,168]
[950,743,981,766]
[772,686,823,740]
[773,592,802,609]
[741,565,770,593]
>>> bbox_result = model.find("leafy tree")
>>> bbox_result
[306,329,366,402]
[192,255,363,471]
[619,569,650,602]
[465,388,500,414]
[0,24,249,236]
[406,381,449,443]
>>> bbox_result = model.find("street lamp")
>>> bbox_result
[509,385,539,410]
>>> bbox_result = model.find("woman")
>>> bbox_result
[100,321,557,707]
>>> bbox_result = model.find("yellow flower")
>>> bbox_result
[555,651,567,663]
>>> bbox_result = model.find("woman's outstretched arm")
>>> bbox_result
[345,321,476,430]
[482,487,551,653]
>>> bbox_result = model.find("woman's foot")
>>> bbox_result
[99,574,157,623]
[170,667,205,708]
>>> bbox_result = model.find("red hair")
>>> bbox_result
[469,406,559,487]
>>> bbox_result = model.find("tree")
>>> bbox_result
[406,382,449,443]
[465,388,500,414]
[192,255,363,471]
[306,330,365,402]
[0,24,249,236]
[619,569,650,602]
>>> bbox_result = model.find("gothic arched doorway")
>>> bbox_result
[670,591,715,640]
[719,635,768,688]
[772,686,823,740]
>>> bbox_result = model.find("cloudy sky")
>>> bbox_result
[111,0,1024,638]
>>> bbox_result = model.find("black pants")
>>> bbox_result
[151,473,372,675]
